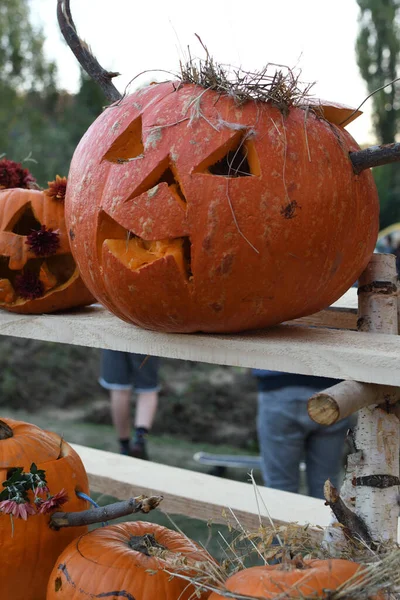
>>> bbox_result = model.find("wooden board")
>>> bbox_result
[74,443,400,543]
[0,288,397,385]
[72,443,329,537]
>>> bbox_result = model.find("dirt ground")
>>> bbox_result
[0,338,259,450]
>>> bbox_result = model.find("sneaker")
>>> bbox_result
[129,440,149,460]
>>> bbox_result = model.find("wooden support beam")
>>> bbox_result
[308,381,400,426]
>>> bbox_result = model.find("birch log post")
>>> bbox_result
[353,253,399,543]
[308,381,400,426]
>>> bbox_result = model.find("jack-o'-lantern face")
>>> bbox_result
[0,179,94,314]
[66,82,379,333]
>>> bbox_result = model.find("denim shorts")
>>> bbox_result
[99,350,160,393]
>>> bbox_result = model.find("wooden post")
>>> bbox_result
[353,254,399,543]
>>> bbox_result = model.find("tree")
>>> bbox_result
[0,1,106,186]
[0,0,57,90]
[356,0,400,228]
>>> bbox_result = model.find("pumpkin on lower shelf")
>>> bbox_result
[0,417,89,600]
[209,557,367,599]
[0,158,95,313]
[46,520,217,600]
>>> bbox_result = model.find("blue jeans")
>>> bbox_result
[257,386,351,499]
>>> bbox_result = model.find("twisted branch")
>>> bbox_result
[57,0,122,103]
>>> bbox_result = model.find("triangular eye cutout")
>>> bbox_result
[7,204,42,235]
[103,116,144,163]
[193,130,261,178]
[128,156,187,205]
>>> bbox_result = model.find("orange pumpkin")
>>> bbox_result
[46,520,216,600]
[209,558,365,599]
[0,160,94,313]
[0,417,89,600]
[65,83,379,333]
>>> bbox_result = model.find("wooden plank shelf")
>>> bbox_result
[73,443,331,536]
[0,288,398,385]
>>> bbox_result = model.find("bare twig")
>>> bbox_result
[50,495,163,530]
[338,76,400,127]
[57,0,122,103]
[350,142,400,174]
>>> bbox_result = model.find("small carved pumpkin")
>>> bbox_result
[65,83,378,333]
[0,417,89,600]
[46,520,216,600]
[208,558,365,599]
[0,160,94,313]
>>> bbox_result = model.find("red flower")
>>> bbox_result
[26,225,60,257]
[0,159,36,190]
[0,500,36,520]
[14,271,45,300]
[37,489,68,514]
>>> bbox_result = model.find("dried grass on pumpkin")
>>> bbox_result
[178,36,315,114]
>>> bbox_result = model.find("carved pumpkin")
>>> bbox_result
[0,161,94,313]
[0,417,89,600]
[47,520,216,600]
[65,83,379,333]
[208,558,365,599]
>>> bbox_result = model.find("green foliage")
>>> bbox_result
[0,0,56,90]
[0,0,106,186]
[372,163,400,228]
[356,0,400,143]
[356,0,400,228]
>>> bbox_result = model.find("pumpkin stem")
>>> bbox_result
[0,420,13,440]
[350,142,400,174]
[128,533,167,555]
[57,0,122,103]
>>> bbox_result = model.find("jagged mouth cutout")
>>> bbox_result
[0,203,76,303]
[98,116,260,278]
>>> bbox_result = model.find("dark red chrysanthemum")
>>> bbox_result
[26,225,60,257]
[14,272,44,300]
[44,175,67,202]
[0,159,37,190]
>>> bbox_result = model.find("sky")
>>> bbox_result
[32,0,374,145]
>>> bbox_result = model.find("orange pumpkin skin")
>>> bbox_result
[0,418,89,600]
[47,520,215,600]
[0,187,95,313]
[66,82,379,333]
[209,559,364,599]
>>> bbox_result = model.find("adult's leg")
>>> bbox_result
[257,388,306,494]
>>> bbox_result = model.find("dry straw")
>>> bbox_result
[178,36,316,114]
